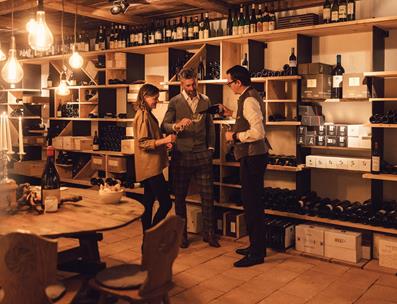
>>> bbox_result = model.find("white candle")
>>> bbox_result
[0,113,3,151]
[2,113,6,151]
[6,115,12,154]
[18,116,24,155]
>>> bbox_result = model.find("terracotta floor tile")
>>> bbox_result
[109,249,140,263]
[306,281,369,304]
[173,271,205,289]
[376,274,397,288]
[176,252,214,267]
[169,285,185,297]
[171,284,223,304]
[254,267,301,284]
[185,264,220,281]
[198,274,245,293]
[222,265,263,281]
[172,260,191,275]
[258,290,306,304]
[310,261,350,276]
[275,259,315,274]
[336,268,380,289]
[209,285,267,304]
[364,260,397,275]
[355,299,396,304]
[358,285,397,303]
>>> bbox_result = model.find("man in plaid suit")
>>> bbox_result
[162,68,220,248]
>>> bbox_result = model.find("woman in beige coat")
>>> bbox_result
[134,84,175,231]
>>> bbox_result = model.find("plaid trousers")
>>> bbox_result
[171,150,215,236]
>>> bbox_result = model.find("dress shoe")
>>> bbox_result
[180,238,189,249]
[233,255,264,268]
[235,246,251,256]
[203,232,221,248]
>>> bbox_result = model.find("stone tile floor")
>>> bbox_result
[58,220,397,304]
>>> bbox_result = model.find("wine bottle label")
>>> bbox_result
[348,3,354,15]
[289,60,297,67]
[109,41,114,49]
[269,21,275,31]
[333,75,343,88]
[238,26,244,35]
[232,26,238,35]
[194,26,199,33]
[257,22,263,32]
[372,156,380,172]
[99,42,105,50]
[42,188,60,213]
[95,44,99,51]
[331,11,339,21]
[339,6,347,18]
[188,27,194,37]
[166,30,172,38]
[172,31,177,40]
[323,8,331,20]
[244,24,250,34]
[263,21,269,31]
[93,144,99,151]
[149,34,155,44]
[204,29,209,39]
[57,111,62,117]
[155,32,162,41]
[138,33,143,44]
[250,24,256,33]
[85,44,89,52]
[177,28,183,39]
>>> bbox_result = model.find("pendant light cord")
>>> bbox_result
[11,0,14,37]
[74,0,77,45]
[61,0,65,67]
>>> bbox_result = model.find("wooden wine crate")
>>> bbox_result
[13,160,46,176]
[277,14,320,29]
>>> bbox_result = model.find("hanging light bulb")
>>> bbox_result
[0,42,6,62]
[26,17,37,33]
[1,36,24,88]
[28,0,53,51]
[69,45,84,69]
[56,71,70,96]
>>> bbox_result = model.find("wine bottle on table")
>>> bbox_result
[331,54,345,98]
[41,146,61,213]
[372,141,381,174]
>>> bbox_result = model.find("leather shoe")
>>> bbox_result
[235,246,251,256]
[233,255,264,268]
[180,238,189,249]
[203,232,221,248]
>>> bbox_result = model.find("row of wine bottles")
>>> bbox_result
[323,0,356,24]
[263,187,397,228]
[370,111,397,124]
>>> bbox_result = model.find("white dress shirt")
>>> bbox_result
[182,90,199,113]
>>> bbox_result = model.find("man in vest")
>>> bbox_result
[162,68,220,248]
[221,65,270,267]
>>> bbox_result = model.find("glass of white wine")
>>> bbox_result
[191,113,203,123]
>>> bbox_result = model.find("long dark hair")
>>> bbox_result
[137,84,160,110]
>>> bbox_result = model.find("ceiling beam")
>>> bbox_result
[44,0,146,25]
[180,0,230,15]
[0,0,38,16]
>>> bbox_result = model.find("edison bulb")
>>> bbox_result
[56,73,70,96]
[26,17,37,33]
[0,45,5,62]
[28,11,53,51]
[69,49,84,69]
[1,37,24,86]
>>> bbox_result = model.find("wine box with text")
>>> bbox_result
[107,156,127,173]
[264,217,295,251]
[379,239,397,269]
[302,74,332,99]
[13,160,46,177]
[187,204,202,234]
[91,155,105,171]
[74,137,93,151]
[224,211,247,239]
[343,73,369,99]
[373,233,397,259]
[324,229,362,263]
[295,224,326,256]
[277,14,320,29]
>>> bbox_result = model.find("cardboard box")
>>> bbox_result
[325,136,338,147]
[298,63,309,75]
[107,156,127,173]
[348,136,371,149]
[298,126,307,136]
[358,158,371,172]
[325,229,362,263]
[337,125,348,137]
[314,125,326,136]
[326,124,338,136]
[187,205,202,233]
[91,155,105,170]
[347,125,371,137]
[347,158,361,171]
[306,155,317,167]
[302,74,332,99]
[343,73,369,99]
[74,137,93,151]
[326,157,338,169]
[14,160,46,176]
[126,127,134,137]
[373,233,397,259]
[299,105,322,116]
[224,211,247,239]
[121,139,135,154]
[337,136,347,147]
[301,115,325,126]
[308,63,333,75]
[316,135,326,146]
[295,224,326,256]
[62,136,74,150]
[335,158,348,170]
[316,156,327,168]
[305,134,316,146]
[379,239,397,269]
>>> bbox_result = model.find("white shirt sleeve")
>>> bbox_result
[237,97,265,143]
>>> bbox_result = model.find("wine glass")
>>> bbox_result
[191,113,203,124]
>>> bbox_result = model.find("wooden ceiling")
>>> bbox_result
[0,0,323,38]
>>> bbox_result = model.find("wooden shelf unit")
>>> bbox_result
[50,117,134,122]
[301,145,371,151]
[369,124,397,128]
[362,173,397,182]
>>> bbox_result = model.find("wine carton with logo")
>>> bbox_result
[343,73,369,99]
[379,239,397,269]
[187,205,202,233]
[324,229,362,263]
[295,224,326,256]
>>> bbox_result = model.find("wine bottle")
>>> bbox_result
[109,24,115,49]
[331,0,339,23]
[47,74,53,88]
[177,16,184,41]
[323,0,331,23]
[347,0,355,21]
[227,9,233,35]
[199,13,205,40]
[289,48,297,75]
[238,4,245,35]
[198,57,205,80]
[93,131,99,151]
[182,17,188,41]
[232,9,239,35]
[250,3,257,33]
[256,4,263,32]
[99,26,106,50]
[242,53,249,70]
[263,4,270,31]
[149,22,155,44]
[331,54,344,98]
[339,0,347,22]
[188,17,194,40]
[69,72,77,86]
[372,141,381,174]
[193,17,199,39]
[155,21,163,44]
[269,8,276,31]
[244,5,250,34]
[95,27,100,51]
[41,146,61,213]
[204,12,210,39]
[56,103,62,118]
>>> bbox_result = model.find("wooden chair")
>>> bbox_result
[0,232,81,304]
[89,215,185,304]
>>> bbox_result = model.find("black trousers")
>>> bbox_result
[141,173,173,231]
[240,154,267,258]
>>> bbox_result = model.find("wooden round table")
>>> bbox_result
[0,187,144,274]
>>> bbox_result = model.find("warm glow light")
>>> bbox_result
[26,17,37,33]
[0,43,6,62]
[1,36,23,87]
[28,10,53,51]
[68,46,84,69]
[56,72,70,96]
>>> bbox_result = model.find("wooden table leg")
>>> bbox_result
[58,232,106,275]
